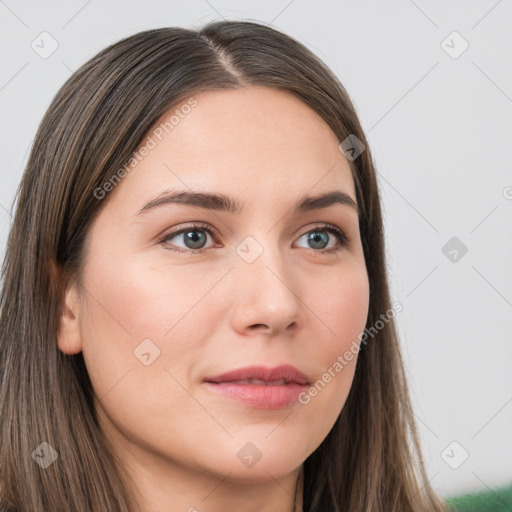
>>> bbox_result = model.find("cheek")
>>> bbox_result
[78,252,218,400]
[298,263,369,424]
[78,255,220,450]
[81,249,220,344]
[81,249,232,405]
[310,261,370,357]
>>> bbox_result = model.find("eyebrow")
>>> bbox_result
[134,189,360,217]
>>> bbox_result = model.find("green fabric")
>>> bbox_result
[445,482,512,512]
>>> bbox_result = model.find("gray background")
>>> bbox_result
[1,0,511,498]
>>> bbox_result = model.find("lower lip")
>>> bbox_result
[203,382,308,409]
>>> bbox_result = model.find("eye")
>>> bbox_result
[158,222,217,253]
[294,224,349,254]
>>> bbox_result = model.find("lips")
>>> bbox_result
[204,364,310,386]
[203,364,310,409]
[222,378,289,386]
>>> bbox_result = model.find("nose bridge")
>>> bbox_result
[230,232,303,333]
[235,232,291,291]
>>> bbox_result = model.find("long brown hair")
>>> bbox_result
[0,20,449,511]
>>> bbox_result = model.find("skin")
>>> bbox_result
[58,86,370,512]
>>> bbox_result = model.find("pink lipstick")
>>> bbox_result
[203,364,310,409]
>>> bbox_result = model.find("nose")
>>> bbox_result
[229,240,305,337]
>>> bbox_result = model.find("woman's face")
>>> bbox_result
[60,86,369,487]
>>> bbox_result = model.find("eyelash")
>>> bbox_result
[158,222,349,255]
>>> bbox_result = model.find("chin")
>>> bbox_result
[198,436,310,484]
[222,460,302,485]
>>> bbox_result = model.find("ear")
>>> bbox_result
[52,262,83,355]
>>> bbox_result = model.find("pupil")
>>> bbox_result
[185,230,206,249]
[309,231,328,249]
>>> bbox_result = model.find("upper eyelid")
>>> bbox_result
[162,222,220,240]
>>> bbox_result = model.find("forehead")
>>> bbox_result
[106,86,356,215]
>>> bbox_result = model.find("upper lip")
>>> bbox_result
[204,364,310,385]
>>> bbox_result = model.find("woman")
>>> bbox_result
[0,20,449,511]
